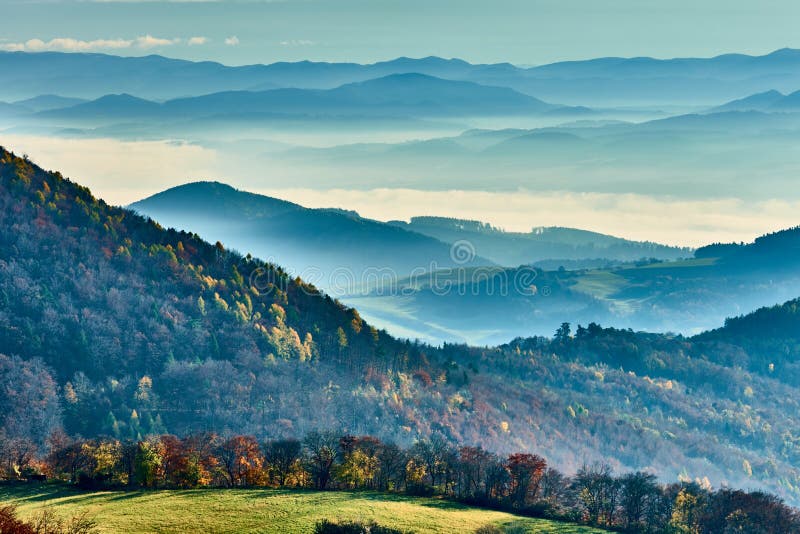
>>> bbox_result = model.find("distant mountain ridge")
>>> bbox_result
[40,74,555,120]
[388,216,690,266]
[130,182,495,288]
[712,89,800,112]
[131,183,691,293]
[347,224,800,345]
[8,146,800,507]
[5,48,800,106]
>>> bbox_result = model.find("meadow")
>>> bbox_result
[0,484,608,534]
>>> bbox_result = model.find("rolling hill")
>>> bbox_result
[711,89,800,112]
[388,217,688,267]
[130,182,494,288]
[344,226,800,345]
[0,485,608,534]
[42,74,555,121]
[6,48,800,108]
[130,183,800,346]
[6,146,800,508]
[12,94,87,112]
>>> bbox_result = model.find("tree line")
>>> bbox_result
[3,430,798,533]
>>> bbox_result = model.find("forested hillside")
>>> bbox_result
[388,216,689,265]
[130,182,493,286]
[4,147,800,510]
[0,146,430,441]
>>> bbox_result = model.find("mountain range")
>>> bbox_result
[130,183,688,292]
[37,74,555,121]
[128,181,800,346]
[6,147,800,507]
[712,89,800,112]
[388,216,689,266]
[6,48,800,106]
[130,181,493,285]
[348,225,800,344]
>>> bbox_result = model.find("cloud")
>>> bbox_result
[254,188,800,248]
[135,34,180,48]
[187,36,208,46]
[0,35,183,52]
[1,37,133,52]
[279,39,315,47]
[224,36,240,46]
[0,135,218,207]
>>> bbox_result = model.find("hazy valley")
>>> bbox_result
[3,37,800,533]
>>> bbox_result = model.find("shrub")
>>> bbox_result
[314,519,410,534]
[0,504,35,534]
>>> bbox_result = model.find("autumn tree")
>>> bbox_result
[573,463,618,525]
[376,442,406,492]
[263,439,302,487]
[134,438,164,488]
[456,446,497,501]
[410,434,452,489]
[304,431,339,490]
[505,453,547,509]
[619,471,660,531]
[216,435,264,487]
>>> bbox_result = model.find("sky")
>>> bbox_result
[1,0,800,66]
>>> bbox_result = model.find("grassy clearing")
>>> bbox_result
[0,483,608,534]
[570,270,628,299]
[628,258,717,270]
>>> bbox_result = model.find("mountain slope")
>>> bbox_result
[46,74,554,120]
[711,90,785,112]
[350,226,800,345]
[8,48,800,108]
[130,182,493,289]
[388,217,689,266]
[12,94,88,112]
[40,93,162,120]
[6,147,800,506]
[0,146,428,441]
[710,88,800,112]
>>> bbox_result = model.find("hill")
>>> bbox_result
[0,146,430,443]
[693,297,800,381]
[711,89,800,112]
[12,94,87,112]
[40,93,162,120]
[711,90,786,112]
[388,217,689,266]
[354,228,800,345]
[6,49,800,107]
[130,182,493,289]
[7,147,800,508]
[0,52,510,101]
[0,485,607,534]
[44,74,554,121]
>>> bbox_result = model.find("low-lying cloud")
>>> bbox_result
[0,35,201,52]
[257,188,800,248]
[2,134,798,248]
[279,39,315,47]
[0,135,217,206]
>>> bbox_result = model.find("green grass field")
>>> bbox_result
[0,484,608,534]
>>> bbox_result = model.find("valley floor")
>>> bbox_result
[0,484,608,534]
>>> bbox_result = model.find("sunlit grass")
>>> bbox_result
[570,270,628,299]
[0,484,608,534]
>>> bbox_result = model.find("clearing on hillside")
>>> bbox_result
[0,484,608,534]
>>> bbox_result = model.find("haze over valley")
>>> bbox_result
[4,2,800,531]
